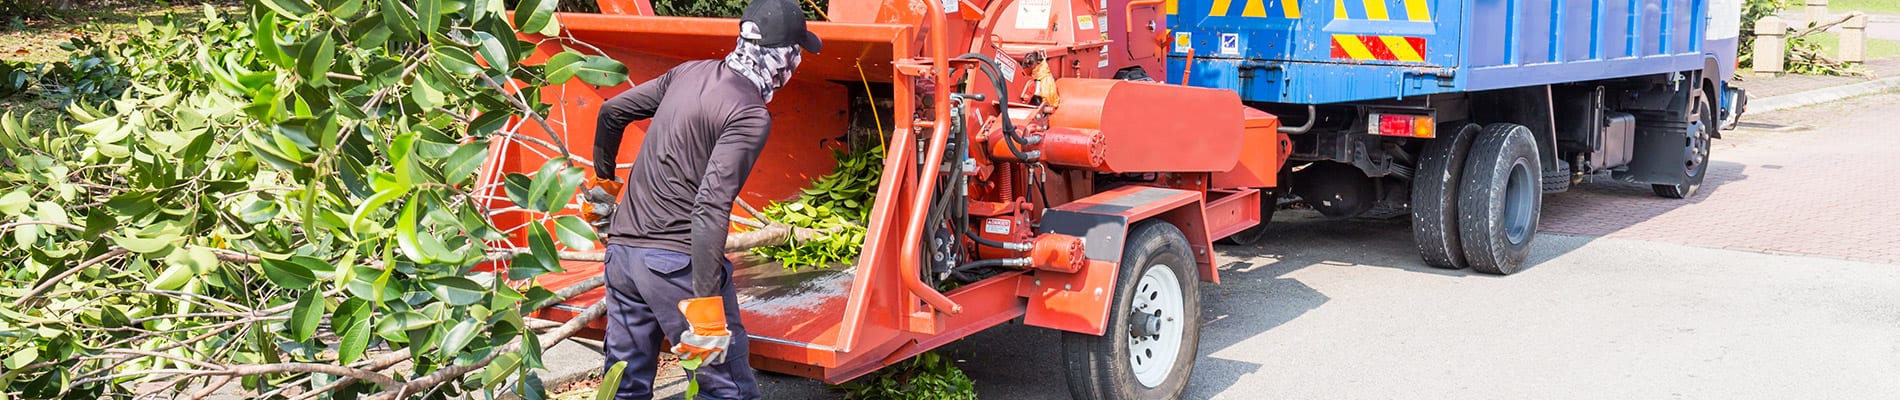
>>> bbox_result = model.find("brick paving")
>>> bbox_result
[1540,91,1900,265]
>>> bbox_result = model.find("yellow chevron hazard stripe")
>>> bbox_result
[1334,0,1346,19]
[1167,0,1177,14]
[1281,0,1302,18]
[1362,0,1389,20]
[1210,0,1234,17]
[1332,34,1376,60]
[1242,0,1267,17]
[1379,35,1424,61]
[1404,0,1430,20]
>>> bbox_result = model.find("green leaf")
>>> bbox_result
[4,346,36,370]
[147,263,195,291]
[298,32,336,86]
[439,318,481,358]
[254,13,290,69]
[550,215,597,251]
[380,0,418,41]
[443,140,490,186]
[350,186,409,234]
[513,0,559,36]
[258,0,316,19]
[396,197,434,264]
[433,45,482,76]
[375,311,436,341]
[261,257,320,290]
[520,327,544,368]
[288,290,323,342]
[596,361,628,400]
[0,190,28,216]
[538,164,583,214]
[425,277,485,306]
[527,223,561,274]
[417,0,441,34]
[483,352,522,389]
[545,53,628,86]
[333,299,372,364]
[503,172,536,210]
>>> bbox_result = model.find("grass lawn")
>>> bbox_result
[1832,0,1900,15]
[1806,31,1900,59]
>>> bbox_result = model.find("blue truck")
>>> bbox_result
[1160,0,1746,273]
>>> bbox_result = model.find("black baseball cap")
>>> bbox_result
[739,0,823,53]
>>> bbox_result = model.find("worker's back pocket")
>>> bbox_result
[641,250,691,274]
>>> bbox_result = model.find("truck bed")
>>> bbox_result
[1161,0,1737,103]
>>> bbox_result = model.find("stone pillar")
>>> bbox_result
[1806,0,1830,26]
[1756,16,1788,76]
[1842,12,1868,63]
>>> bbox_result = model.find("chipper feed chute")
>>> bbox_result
[475,0,1287,391]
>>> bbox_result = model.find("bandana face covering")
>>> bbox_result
[725,22,802,102]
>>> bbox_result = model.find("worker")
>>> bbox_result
[576,0,821,398]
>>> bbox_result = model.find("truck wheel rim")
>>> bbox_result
[1684,99,1710,178]
[1503,161,1535,245]
[1128,263,1186,388]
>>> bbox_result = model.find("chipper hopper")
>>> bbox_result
[476,0,1289,395]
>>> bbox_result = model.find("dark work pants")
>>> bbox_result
[603,244,760,400]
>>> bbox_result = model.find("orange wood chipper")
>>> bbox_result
[480,0,1288,396]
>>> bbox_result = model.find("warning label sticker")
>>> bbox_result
[1174,32,1191,53]
[1076,15,1095,31]
[1015,0,1052,30]
[1219,33,1240,55]
[984,218,1013,235]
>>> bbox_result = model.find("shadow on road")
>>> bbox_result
[1541,160,1748,238]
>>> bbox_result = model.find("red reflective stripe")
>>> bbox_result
[1330,36,1350,59]
[1360,35,1398,61]
[1406,36,1427,57]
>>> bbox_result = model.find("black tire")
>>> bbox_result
[1063,221,1201,400]
[1217,188,1279,246]
[1652,89,1714,199]
[1542,159,1572,193]
[1458,123,1543,275]
[1411,123,1479,270]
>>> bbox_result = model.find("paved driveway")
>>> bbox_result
[657,93,1900,399]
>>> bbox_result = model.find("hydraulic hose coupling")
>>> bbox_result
[1029,233,1087,273]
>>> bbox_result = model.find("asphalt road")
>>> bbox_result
[640,94,1900,399]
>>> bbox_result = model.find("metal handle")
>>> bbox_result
[897,0,965,317]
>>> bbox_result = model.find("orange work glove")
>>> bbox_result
[580,177,623,234]
[671,296,732,365]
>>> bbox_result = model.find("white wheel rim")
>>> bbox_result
[1128,263,1186,388]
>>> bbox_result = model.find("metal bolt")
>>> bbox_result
[1034,279,1041,286]
[1064,283,1072,290]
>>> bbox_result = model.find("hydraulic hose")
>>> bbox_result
[963,228,1033,251]
[955,53,1037,161]
[955,257,1032,271]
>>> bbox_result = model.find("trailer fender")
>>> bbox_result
[1022,185,1216,336]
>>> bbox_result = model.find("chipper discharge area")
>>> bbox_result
[476,0,1289,396]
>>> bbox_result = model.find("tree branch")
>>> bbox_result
[13,247,130,307]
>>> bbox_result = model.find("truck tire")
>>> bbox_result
[1543,159,1572,193]
[1652,90,1714,199]
[1458,123,1543,275]
[1218,188,1279,246]
[1411,123,1479,270]
[1063,220,1201,400]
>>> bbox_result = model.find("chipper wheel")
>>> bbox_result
[1063,220,1201,400]
[1411,123,1480,269]
[1457,123,1543,275]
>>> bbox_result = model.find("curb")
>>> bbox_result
[1748,76,1900,113]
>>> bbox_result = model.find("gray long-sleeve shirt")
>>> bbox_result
[592,59,770,297]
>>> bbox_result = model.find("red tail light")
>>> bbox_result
[1370,113,1435,138]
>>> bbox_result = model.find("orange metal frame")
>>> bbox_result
[488,0,1278,385]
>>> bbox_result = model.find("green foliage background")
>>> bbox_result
[0,0,629,398]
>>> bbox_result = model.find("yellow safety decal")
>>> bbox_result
[1167,0,1178,14]
[1403,0,1430,20]
[1281,0,1302,18]
[1210,0,1235,17]
[1332,34,1376,60]
[1378,35,1424,61]
[1362,0,1389,20]
[1242,0,1267,17]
